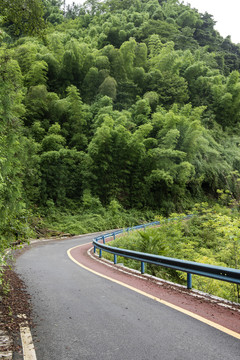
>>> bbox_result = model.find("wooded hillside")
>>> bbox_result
[1,0,240,248]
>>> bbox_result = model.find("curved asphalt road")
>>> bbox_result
[15,234,240,360]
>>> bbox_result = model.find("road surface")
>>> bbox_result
[14,233,240,359]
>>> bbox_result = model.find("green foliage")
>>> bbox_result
[43,0,64,25]
[42,202,156,236]
[211,71,240,128]
[99,76,117,100]
[39,148,85,205]
[105,206,240,302]
[0,50,30,244]
[0,0,45,36]
[25,60,48,87]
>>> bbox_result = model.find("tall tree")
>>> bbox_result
[0,51,26,239]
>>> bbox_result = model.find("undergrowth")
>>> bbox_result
[41,199,156,235]
[102,203,240,303]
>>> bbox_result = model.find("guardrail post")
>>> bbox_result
[187,273,192,289]
[143,225,146,231]
[94,246,96,253]
[114,254,117,264]
[113,233,116,240]
[99,249,102,258]
[141,261,145,274]
[102,236,105,244]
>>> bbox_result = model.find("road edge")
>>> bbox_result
[67,243,240,340]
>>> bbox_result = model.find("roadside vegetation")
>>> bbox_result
[41,199,156,235]
[103,203,240,302]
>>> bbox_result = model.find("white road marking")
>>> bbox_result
[18,315,37,360]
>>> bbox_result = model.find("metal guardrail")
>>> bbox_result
[93,218,240,289]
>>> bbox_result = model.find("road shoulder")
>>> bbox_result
[68,241,240,338]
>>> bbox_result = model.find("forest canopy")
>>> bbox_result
[1,0,240,246]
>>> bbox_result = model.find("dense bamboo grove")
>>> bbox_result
[1,0,240,258]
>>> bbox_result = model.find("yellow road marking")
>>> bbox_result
[67,244,240,340]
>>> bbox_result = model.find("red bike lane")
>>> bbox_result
[68,239,240,338]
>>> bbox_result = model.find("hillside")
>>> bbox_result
[1,0,240,250]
